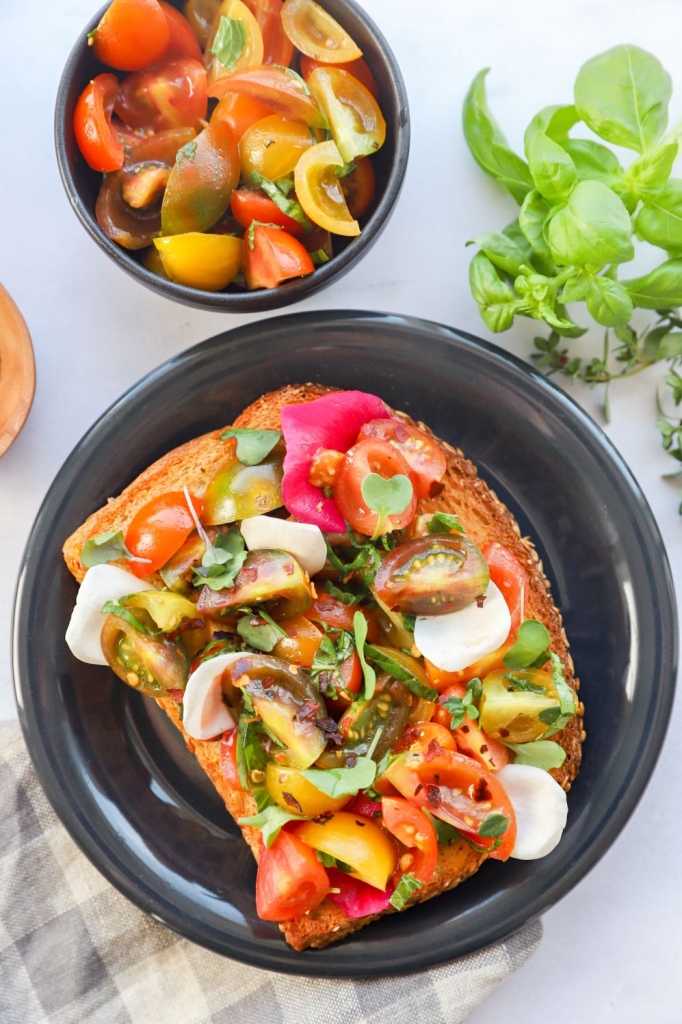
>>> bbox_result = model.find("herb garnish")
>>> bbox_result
[220,427,281,466]
[441,678,482,729]
[81,530,151,569]
[389,873,423,910]
[360,473,414,539]
[503,619,551,670]
[210,16,247,68]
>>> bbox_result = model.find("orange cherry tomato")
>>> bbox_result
[424,642,513,692]
[238,113,314,180]
[294,140,360,235]
[483,542,528,633]
[125,491,204,577]
[74,74,125,173]
[243,224,314,289]
[91,0,170,72]
[159,1,203,60]
[339,157,375,220]
[205,0,264,97]
[381,796,438,885]
[114,57,208,132]
[243,0,294,65]
[332,439,417,537]
[281,0,362,63]
[230,188,306,237]
[356,419,447,501]
[305,594,380,642]
[210,90,273,142]
[384,747,517,861]
[300,54,378,99]
[273,615,324,666]
[255,830,329,921]
[433,683,510,772]
[161,120,240,235]
[219,728,243,790]
[220,65,326,127]
[393,721,457,754]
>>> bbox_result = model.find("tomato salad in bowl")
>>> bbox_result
[63,385,582,947]
[57,0,409,308]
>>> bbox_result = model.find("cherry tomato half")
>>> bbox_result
[231,188,306,236]
[153,232,243,290]
[161,120,240,235]
[294,812,398,891]
[300,54,378,99]
[339,157,376,221]
[244,0,294,65]
[357,419,447,501]
[91,0,170,72]
[273,614,324,666]
[124,490,204,577]
[243,224,314,289]
[381,796,438,885]
[114,57,208,132]
[373,535,489,615]
[255,830,329,921]
[205,0,264,97]
[159,1,203,60]
[433,683,510,772]
[239,113,314,181]
[483,542,528,633]
[294,140,360,236]
[308,66,386,164]
[74,74,124,173]
[333,438,416,537]
[220,65,327,127]
[281,0,362,63]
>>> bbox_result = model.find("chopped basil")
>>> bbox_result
[353,612,376,699]
[300,755,377,798]
[191,528,247,591]
[432,817,461,846]
[441,677,482,729]
[237,609,286,652]
[236,715,268,791]
[81,530,150,569]
[238,804,307,847]
[322,579,363,605]
[309,249,330,266]
[503,619,551,670]
[311,629,354,697]
[503,739,566,770]
[502,672,547,694]
[220,427,281,466]
[389,873,423,910]
[316,850,353,872]
[542,653,578,737]
[211,15,247,69]
[100,598,156,635]
[478,812,510,838]
[364,645,440,703]
[427,512,464,535]
[248,171,312,230]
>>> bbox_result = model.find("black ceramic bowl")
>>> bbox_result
[54,0,410,312]
[13,311,678,977]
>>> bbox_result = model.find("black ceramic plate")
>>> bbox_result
[13,310,678,977]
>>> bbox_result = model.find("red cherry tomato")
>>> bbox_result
[482,542,528,633]
[124,491,204,578]
[385,748,516,861]
[91,0,170,72]
[433,683,510,772]
[219,728,243,790]
[393,721,457,754]
[159,1,203,61]
[220,66,326,128]
[244,0,294,65]
[114,57,208,132]
[255,830,329,921]
[333,438,417,537]
[243,224,314,289]
[230,188,306,237]
[73,74,125,172]
[381,796,438,884]
[300,54,379,100]
[356,419,447,501]
[210,91,273,143]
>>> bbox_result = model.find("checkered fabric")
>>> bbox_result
[0,720,542,1024]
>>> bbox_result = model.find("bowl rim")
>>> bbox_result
[53,0,411,312]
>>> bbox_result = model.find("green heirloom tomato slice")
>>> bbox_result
[202,450,283,525]
[316,672,413,768]
[373,535,489,616]
[195,549,312,620]
[479,667,560,743]
[307,66,385,164]
[161,119,240,235]
[100,613,191,698]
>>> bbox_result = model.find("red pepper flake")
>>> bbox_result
[262,675,277,689]
[284,562,295,576]
[480,744,488,754]
[312,812,333,825]
[355,819,366,827]
[393,423,409,443]
[167,688,184,703]
[424,739,444,761]
[427,784,442,809]
[242,565,259,583]
[296,700,320,722]
[167,617,206,640]
[283,792,303,813]
[473,777,492,802]
[414,783,423,796]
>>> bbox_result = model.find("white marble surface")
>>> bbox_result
[1,0,680,1019]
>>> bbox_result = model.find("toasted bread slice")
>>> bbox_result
[62,383,583,951]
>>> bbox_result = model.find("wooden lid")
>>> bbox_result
[0,283,35,456]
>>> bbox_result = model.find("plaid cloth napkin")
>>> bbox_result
[0,720,541,1024]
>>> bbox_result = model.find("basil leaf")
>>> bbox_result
[502,673,547,694]
[101,599,156,636]
[236,716,268,790]
[248,171,312,230]
[623,258,682,309]
[427,512,464,535]
[220,427,281,466]
[237,610,286,652]
[430,815,461,846]
[547,180,634,266]
[468,231,530,277]
[364,645,439,703]
[626,142,678,199]
[317,850,353,872]
[462,69,534,204]
[584,276,633,328]
[469,251,518,332]
[353,611,376,699]
[524,104,579,151]
[211,16,247,69]
[542,653,577,737]
[526,130,577,204]
[504,739,567,770]
[81,530,149,569]
[238,804,307,847]
[478,812,510,838]
[574,44,672,154]
[300,756,377,798]
[559,138,625,191]
[389,873,422,911]
[635,179,682,252]
[503,619,551,670]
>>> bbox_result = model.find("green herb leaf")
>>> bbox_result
[468,231,530,277]
[635,179,682,252]
[238,804,307,847]
[100,598,156,635]
[192,528,248,591]
[81,530,150,569]
[248,171,313,229]
[427,512,464,535]
[431,815,461,846]
[364,645,439,703]
[526,130,577,204]
[389,873,423,910]
[300,756,377,798]
[504,739,567,770]
[220,427,281,466]
[524,104,579,150]
[503,619,551,670]
[469,251,519,332]
[541,653,577,737]
[316,850,353,871]
[211,15,247,69]
[478,812,510,838]
[361,473,414,535]
[502,672,547,694]
[623,258,682,309]
[626,142,679,199]
[237,609,286,652]
[353,611,376,699]
[547,180,634,266]
[236,716,268,790]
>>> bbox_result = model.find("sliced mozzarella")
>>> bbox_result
[413,580,511,673]
[65,564,152,665]
[183,652,251,740]
[497,763,568,860]
[239,514,327,577]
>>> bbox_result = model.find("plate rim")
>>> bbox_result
[12,308,679,976]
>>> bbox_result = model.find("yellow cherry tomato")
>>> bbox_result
[294,140,360,235]
[294,812,398,890]
[206,0,264,95]
[308,66,386,164]
[281,0,362,63]
[239,113,314,180]
[153,232,242,290]
[265,763,351,816]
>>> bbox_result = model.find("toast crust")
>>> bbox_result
[63,383,584,951]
